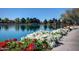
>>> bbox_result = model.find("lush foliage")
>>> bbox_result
[0,28,71,51]
[0,38,50,51]
[21,28,70,50]
[0,17,41,24]
[0,17,61,25]
[60,8,79,26]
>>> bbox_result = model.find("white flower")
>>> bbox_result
[20,28,69,49]
[48,42,56,48]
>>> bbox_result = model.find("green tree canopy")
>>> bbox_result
[15,18,20,23]
[21,18,26,23]
[43,19,48,24]
[3,18,9,23]
[60,8,79,25]
[0,18,1,21]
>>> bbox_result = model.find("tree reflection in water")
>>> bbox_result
[0,24,62,31]
[0,24,63,40]
[0,24,41,31]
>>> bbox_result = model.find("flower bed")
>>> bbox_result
[20,28,70,50]
[0,28,70,51]
[0,38,50,51]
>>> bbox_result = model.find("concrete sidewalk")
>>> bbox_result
[53,29,79,51]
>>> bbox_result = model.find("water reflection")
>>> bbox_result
[0,24,63,40]
[0,24,62,31]
[0,26,1,30]
[48,25,54,30]
[15,25,20,31]
[0,24,41,31]
[44,25,47,30]
[20,25,26,31]
[3,25,9,30]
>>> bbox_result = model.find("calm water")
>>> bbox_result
[0,24,62,41]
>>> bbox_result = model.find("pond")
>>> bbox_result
[0,24,62,41]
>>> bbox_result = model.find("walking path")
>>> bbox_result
[53,28,79,51]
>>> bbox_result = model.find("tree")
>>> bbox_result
[21,18,26,23]
[27,17,40,24]
[3,18,9,23]
[0,18,1,21]
[26,17,30,23]
[53,18,57,23]
[48,19,53,23]
[43,19,48,24]
[60,8,79,25]
[31,18,40,23]
[15,18,20,23]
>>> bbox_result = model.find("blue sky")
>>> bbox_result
[0,8,69,21]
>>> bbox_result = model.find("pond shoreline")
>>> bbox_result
[0,25,79,51]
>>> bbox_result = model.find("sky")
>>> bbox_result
[0,8,69,21]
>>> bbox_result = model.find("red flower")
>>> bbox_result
[24,43,36,51]
[12,38,17,41]
[0,42,6,48]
